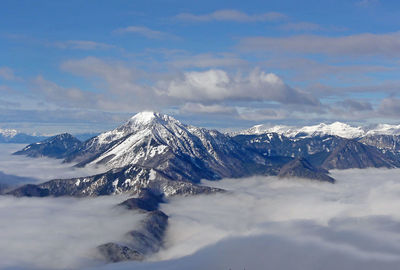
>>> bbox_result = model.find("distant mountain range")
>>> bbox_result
[0,128,46,144]
[237,121,400,139]
[0,128,97,144]
[7,111,400,262]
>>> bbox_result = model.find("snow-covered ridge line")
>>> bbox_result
[0,128,18,138]
[237,122,400,139]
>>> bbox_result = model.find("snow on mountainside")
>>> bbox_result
[66,111,266,182]
[239,122,400,139]
[365,124,400,136]
[0,128,18,138]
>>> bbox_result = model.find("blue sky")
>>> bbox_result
[1,0,400,134]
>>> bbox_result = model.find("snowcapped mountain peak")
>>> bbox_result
[129,111,158,125]
[295,122,365,139]
[127,111,181,127]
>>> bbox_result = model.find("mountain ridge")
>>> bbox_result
[237,121,400,139]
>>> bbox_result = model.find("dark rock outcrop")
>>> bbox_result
[118,189,164,212]
[278,158,335,183]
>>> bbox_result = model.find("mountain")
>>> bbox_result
[98,189,169,262]
[8,164,223,198]
[234,133,399,170]
[0,128,47,144]
[61,111,268,182]
[278,158,335,183]
[98,210,168,262]
[13,133,81,158]
[320,139,399,170]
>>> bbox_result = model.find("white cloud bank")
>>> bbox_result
[93,168,400,270]
[0,144,105,188]
[156,68,319,106]
[0,195,145,270]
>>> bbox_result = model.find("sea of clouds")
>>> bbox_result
[95,169,400,270]
[1,144,400,269]
[0,144,105,190]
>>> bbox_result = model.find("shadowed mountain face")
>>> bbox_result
[13,133,81,158]
[0,171,37,194]
[278,158,335,183]
[8,164,222,198]
[234,134,400,170]
[320,139,399,170]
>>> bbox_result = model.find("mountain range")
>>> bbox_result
[11,112,400,195]
[238,121,400,139]
[0,128,47,144]
[0,128,98,144]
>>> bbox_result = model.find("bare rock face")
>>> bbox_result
[278,158,335,183]
[97,243,143,262]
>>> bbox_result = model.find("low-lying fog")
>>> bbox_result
[0,195,144,270]
[94,169,400,270]
[1,144,400,270]
[0,144,105,189]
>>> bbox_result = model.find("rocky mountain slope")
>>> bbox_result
[14,133,81,158]
[278,158,335,183]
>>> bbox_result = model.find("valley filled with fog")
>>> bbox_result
[1,144,400,270]
[0,144,105,187]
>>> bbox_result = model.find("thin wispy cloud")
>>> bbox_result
[170,53,247,68]
[0,67,19,81]
[356,0,381,8]
[239,31,400,57]
[51,40,115,50]
[114,26,176,39]
[279,22,323,31]
[175,9,287,22]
